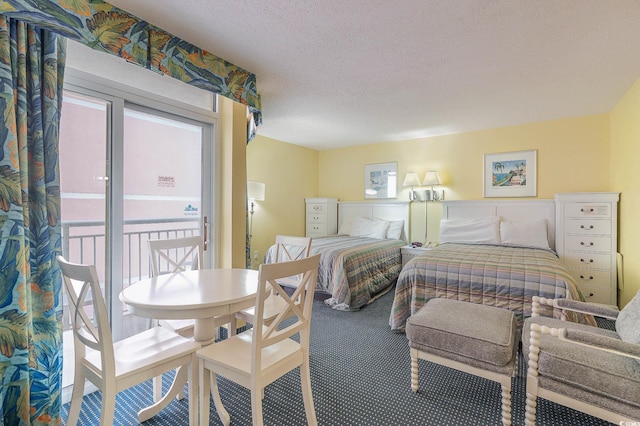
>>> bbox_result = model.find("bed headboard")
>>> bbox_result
[441,199,556,250]
[338,201,410,242]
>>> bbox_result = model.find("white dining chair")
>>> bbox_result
[198,254,321,426]
[148,236,237,338]
[58,256,200,426]
[235,235,312,327]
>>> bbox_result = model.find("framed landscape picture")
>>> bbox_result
[483,150,537,197]
[364,162,397,199]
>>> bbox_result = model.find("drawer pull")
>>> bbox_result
[580,208,595,213]
[579,225,594,230]
[588,292,594,297]
[580,258,594,263]
[579,274,594,280]
[579,242,594,246]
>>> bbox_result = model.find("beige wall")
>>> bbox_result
[247,79,640,308]
[610,77,640,307]
[318,114,610,243]
[246,135,319,266]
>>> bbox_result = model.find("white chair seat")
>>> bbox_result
[198,329,301,379]
[159,319,197,336]
[84,327,200,385]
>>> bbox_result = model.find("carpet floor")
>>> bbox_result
[62,290,614,425]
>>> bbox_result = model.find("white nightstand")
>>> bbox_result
[401,244,434,267]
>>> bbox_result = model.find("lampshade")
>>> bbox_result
[247,180,265,201]
[422,171,441,186]
[402,172,421,187]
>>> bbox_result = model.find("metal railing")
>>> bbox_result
[60,217,200,330]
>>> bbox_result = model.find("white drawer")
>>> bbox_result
[573,280,613,305]
[565,219,612,235]
[564,252,612,270]
[568,269,611,286]
[307,203,326,213]
[564,235,611,252]
[306,224,326,235]
[564,202,611,218]
[306,212,326,224]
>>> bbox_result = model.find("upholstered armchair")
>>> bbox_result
[521,293,640,425]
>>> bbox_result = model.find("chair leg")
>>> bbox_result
[251,388,264,426]
[500,379,512,426]
[187,355,197,426]
[229,317,237,336]
[101,386,116,426]
[300,359,318,426]
[199,360,211,426]
[410,348,419,392]
[524,393,537,426]
[153,375,162,401]
[211,372,230,426]
[65,369,85,426]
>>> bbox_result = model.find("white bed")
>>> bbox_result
[390,199,591,330]
[268,201,410,310]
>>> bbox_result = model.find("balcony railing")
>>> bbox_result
[60,217,200,330]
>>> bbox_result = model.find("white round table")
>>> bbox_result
[120,268,259,344]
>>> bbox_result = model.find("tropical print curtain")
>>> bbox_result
[0,0,262,129]
[0,16,66,425]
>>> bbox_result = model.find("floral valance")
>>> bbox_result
[0,0,262,127]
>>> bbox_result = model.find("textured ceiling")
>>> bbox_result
[107,0,640,150]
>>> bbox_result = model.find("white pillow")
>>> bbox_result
[439,217,500,244]
[338,216,358,235]
[500,220,550,249]
[350,217,389,239]
[385,220,404,240]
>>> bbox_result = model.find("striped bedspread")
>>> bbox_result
[389,243,587,331]
[267,236,404,310]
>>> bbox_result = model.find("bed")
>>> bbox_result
[266,201,409,311]
[389,199,591,331]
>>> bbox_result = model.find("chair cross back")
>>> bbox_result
[273,235,313,262]
[148,236,203,275]
[259,266,315,346]
[60,258,112,359]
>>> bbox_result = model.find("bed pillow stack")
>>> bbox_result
[439,217,550,249]
[339,217,404,240]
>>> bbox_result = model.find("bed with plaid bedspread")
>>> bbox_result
[389,243,587,331]
[267,236,405,310]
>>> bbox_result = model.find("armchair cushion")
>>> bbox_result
[523,316,640,415]
[616,290,640,345]
[555,298,620,319]
[565,328,640,360]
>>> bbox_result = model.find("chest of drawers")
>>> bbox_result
[305,198,338,237]
[555,193,619,306]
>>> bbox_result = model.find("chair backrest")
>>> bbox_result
[272,235,312,263]
[148,236,203,277]
[57,256,115,373]
[252,254,321,362]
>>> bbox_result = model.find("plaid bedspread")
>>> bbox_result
[267,236,404,310]
[389,243,587,330]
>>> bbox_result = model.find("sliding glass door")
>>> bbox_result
[59,86,215,389]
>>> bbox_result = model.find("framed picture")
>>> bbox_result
[364,162,397,199]
[483,150,537,197]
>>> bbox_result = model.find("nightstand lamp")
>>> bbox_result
[423,171,442,201]
[403,172,421,201]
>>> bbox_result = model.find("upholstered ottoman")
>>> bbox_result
[406,298,518,426]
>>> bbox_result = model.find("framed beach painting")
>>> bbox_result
[483,150,537,197]
[364,162,397,199]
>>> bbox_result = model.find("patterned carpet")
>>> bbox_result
[62,290,614,425]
